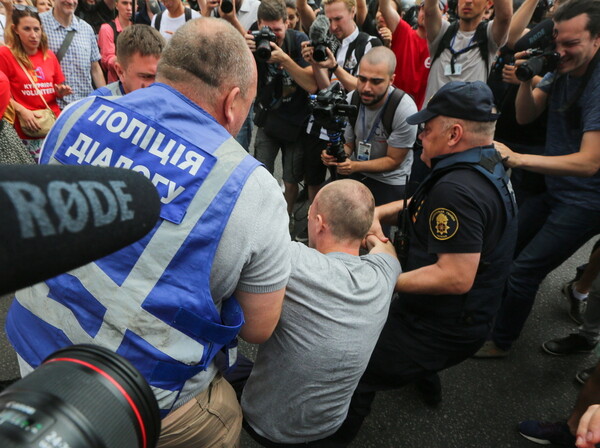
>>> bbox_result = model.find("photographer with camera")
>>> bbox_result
[5,18,292,447]
[298,0,382,215]
[321,47,417,209]
[203,0,260,36]
[247,0,318,221]
[475,0,600,358]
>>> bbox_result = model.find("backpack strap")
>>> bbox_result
[381,87,405,136]
[349,90,361,130]
[154,11,163,30]
[344,32,370,76]
[348,87,406,138]
[108,21,120,46]
[283,29,298,61]
[184,7,192,21]
[432,20,489,74]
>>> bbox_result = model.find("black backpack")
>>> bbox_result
[348,87,406,137]
[154,7,193,31]
[108,21,121,46]
[431,20,490,75]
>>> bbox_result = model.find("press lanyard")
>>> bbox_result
[360,91,392,143]
[448,32,477,74]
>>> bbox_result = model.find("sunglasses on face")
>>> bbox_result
[13,4,39,12]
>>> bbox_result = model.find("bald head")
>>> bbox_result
[157,18,256,109]
[361,46,396,76]
[314,180,375,242]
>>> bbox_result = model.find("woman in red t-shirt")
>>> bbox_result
[0,5,71,160]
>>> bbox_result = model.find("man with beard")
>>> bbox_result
[322,47,417,207]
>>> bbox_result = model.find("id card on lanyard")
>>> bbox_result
[357,93,391,161]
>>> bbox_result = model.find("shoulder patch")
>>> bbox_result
[429,208,459,240]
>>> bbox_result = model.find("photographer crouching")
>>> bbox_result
[246,0,318,223]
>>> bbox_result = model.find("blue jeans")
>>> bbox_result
[492,193,600,349]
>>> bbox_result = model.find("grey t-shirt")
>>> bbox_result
[344,87,418,185]
[424,20,502,106]
[241,242,401,443]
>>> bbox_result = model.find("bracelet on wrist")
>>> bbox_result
[331,63,338,72]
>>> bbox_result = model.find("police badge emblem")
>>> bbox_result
[429,208,459,240]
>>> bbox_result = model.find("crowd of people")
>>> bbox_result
[0,0,599,445]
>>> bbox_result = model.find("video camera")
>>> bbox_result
[516,48,560,81]
[252,26,277,61]
[309,81,357,162]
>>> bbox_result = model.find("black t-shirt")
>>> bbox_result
[391,166,507,368]
[76,0,115,34]
[407,167,505,270]
[255,30,311,127]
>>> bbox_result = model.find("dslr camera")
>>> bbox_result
[310,38,330,62]
[252,26,277,61]
[516,48,560,81]
[309,81,357,162]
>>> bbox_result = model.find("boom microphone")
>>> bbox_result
[309,15,332,62]
[309,14,331,43]
[0,165,161,295]
[514,18,555,53]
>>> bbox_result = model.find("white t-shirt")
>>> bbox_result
[424,20,503,106]
[151,8,201,41]
[0,15,6,44]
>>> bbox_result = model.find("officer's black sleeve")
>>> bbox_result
[424,169,501,255]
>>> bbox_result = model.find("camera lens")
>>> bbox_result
[0,345,160,448]
[313,44,328,62]
[256,39,272,60]
[220,0,233,13]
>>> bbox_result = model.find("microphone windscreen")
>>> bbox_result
[0,165,161,295]
[514,19,554,52]
[309,14,330,42]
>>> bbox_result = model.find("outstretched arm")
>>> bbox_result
[491,0,513,47]
[424,0,443,43]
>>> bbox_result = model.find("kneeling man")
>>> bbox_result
[241,179,400,445]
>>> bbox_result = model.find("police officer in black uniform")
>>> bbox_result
[334,81,518,445]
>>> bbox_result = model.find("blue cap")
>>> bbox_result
[407,81,501,125]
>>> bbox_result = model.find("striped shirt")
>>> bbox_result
[40,10,101,108]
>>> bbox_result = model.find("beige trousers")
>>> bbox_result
[157,374,242,448]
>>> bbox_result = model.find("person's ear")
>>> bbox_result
[223,86,243,134]
[115,61,125,81]
[447,123,463,147]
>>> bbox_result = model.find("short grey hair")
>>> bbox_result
[157,18,255,107]
[315,179,375,242]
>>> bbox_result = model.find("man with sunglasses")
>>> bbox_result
[321,47,417,209]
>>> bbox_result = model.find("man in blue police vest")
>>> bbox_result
[336,81,518,443]
[5,18,291,447]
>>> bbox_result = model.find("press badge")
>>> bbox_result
[357,141,372,161]
[444,63,462,76]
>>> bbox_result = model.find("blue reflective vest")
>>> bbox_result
[6,83,261,416]
[400,145,518,325]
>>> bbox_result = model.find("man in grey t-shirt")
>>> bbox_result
[241,179,401,445]
[323,47,417,206]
